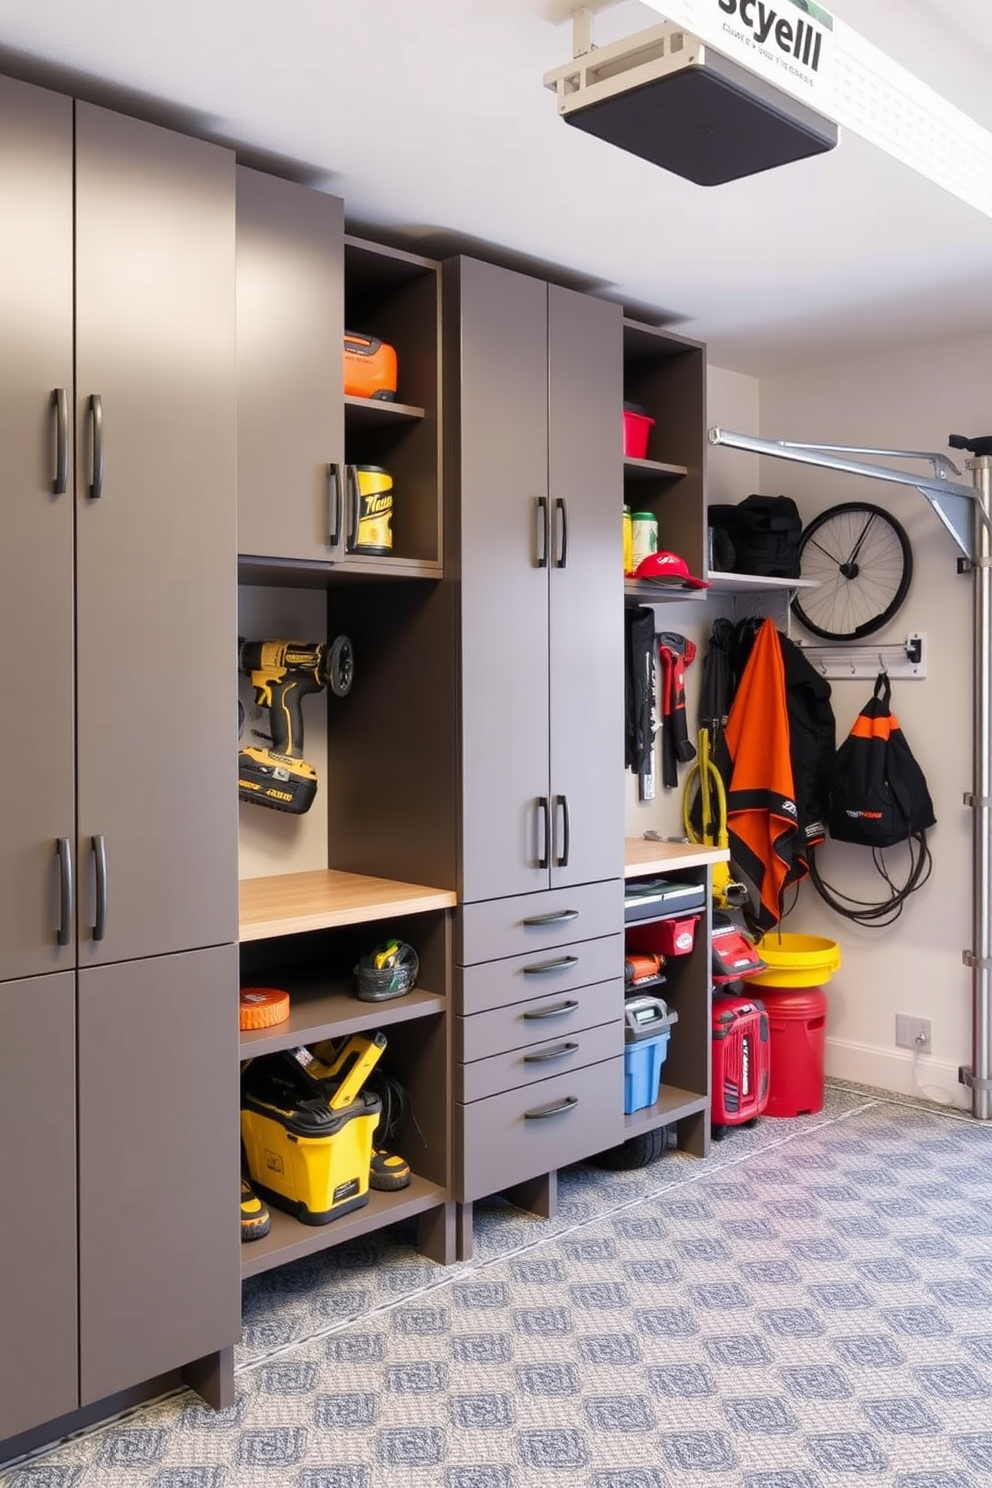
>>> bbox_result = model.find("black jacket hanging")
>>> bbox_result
[624,606,655,777]
[828,672,935,848]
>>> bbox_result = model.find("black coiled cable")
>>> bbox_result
[807,832,932,928]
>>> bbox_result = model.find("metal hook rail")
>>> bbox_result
[796,632,926,680]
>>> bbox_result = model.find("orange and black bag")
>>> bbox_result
[828,673,935,848]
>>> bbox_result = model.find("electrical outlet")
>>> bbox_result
[895,1014,932,1052]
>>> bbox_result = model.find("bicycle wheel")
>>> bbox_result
[790,501,913,641]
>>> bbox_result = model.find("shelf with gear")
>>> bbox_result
[237,870,457,1277]
[233,212,460,1279]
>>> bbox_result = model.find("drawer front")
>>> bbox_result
[456,1056,625,1203]
[458,978,622,1063]
[457,1018,622,1102]
[457,933,621,1016]
[458,879,622,966]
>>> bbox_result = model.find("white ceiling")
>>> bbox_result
[3,0,992,375]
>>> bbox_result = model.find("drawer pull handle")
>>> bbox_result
[524,1042,579,1064]
[523,999,579,1020]
[522,909,579,926]
[524,1095,579,1120]
[522,955,578,975]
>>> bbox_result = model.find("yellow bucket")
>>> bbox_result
[748,933,841,988]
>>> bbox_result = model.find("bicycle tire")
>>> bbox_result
[790,501,913,641]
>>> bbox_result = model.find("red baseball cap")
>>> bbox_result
[634,550,711,589]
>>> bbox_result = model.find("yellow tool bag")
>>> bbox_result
[241,1051,380,1225]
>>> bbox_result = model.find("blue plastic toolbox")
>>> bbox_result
[623,995,678,1114]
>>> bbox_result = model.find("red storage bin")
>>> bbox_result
[623,405,655,460]
[626,915,699,959]
[746,984,827,1117]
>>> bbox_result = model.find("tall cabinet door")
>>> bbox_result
[74,104,238,966]
[78,944,240,1404]
[547,285,625,887]
[0,78,75,981]
[0,973,77,1439]
[451,258,551,902]
[235,167,345,562]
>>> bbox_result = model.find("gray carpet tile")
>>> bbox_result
[5,1088,992,1488]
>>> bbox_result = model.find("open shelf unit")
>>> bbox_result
[622,839,727,1157]
[238,869,458,1277]
[623,317,707,581]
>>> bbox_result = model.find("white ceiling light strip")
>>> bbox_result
[639,0,992,217]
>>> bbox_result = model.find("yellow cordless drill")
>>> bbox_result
[238,637,354,814]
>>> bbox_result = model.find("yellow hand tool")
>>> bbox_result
[681,727,750,911]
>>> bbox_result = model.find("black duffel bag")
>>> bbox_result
[708,494,803,579]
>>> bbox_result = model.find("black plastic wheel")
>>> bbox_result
[591,1126,670,1170]
[327,634,354,697]
[790,501,913,641]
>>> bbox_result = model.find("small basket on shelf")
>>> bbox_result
[353,940,419,1002]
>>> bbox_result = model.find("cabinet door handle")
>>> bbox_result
[523,999,579,1020]
[524,1095,579,1120]
[52,388,69,495]
[537,796,550,870]
[522,955,579,975]
[55,837,73,947]
[554,496,568,568]
[345,463,359,551]
[91,834,108,941]
[88,394,104,500]
[555,793,570,868]
[524,1041,579,1064]
[522,908,579,926]
[536,496,549,569]
[326,462,343,547]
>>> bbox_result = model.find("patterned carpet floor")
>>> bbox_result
[5,1083,992,1488]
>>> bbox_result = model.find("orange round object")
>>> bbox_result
[239,986,291,1030]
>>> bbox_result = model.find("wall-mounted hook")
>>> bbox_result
[878,653,889,675]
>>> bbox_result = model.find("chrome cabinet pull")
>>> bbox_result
[554,496,568,568]
[536,496,549,568]
[92,834,108,941]
[537,796,550,870]
[56,837,73,947]
[522,908,579,926]
[555,793,570,868]
[52,388,69,494]
[326,462,343,546]
[88,394,104,499]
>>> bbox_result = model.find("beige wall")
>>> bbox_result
[756,332,992,1106]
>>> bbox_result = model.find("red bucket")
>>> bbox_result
[623,406,655,460]
[745,984,827,1117]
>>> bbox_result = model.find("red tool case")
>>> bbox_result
[711,992,770,1135]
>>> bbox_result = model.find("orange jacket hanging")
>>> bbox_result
[724,616,808,929]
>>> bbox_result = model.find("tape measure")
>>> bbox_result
[239,986,291,1031]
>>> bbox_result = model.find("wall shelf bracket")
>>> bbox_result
[708,427,980,561]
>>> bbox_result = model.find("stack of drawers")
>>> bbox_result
[453,880,624,1215]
